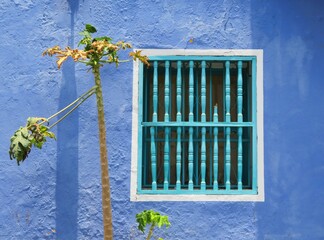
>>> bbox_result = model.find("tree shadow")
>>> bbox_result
[55,1,79,239]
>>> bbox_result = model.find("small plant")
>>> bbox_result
[136,210,171,240]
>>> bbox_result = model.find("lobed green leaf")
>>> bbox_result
[85,24,97,33]
[9,127,32,165]
[9,117,56,165]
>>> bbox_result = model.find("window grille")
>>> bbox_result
[132,50,264,200]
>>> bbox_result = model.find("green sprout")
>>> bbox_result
[136,210,171,240]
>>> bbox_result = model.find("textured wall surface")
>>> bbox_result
[0,0,323,239]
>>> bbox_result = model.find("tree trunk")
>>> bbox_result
[93,65,113,239]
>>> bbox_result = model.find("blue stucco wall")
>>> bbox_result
[0,0,323,239]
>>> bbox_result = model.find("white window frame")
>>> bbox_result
[130,49,264,201]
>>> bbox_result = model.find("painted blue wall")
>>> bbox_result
[0,0,323,239]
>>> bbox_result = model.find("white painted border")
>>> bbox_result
[130,49,264,202]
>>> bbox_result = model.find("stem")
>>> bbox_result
[49,86,96,121]
[146,223,155,240]
[93,65,113,239]
[48,88,96,129]
[36,86,97,128]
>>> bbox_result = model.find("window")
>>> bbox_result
[131,50,264,201]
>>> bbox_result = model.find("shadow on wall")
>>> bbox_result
[55,1,79,239]
[251,1,324,239]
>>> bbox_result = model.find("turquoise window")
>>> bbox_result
[133,51,263,199]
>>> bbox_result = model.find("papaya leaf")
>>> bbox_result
[9,127,32,165]
[9,117,56,165]
[85,24,97,33]
[94,36,112,42]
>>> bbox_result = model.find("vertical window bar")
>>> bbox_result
[165,61,170,122]
[194,63,199,185]
[213,105,219,190]
[189,61,194,122]
[188,60,195,189]
[225,126,231,190]
[152,61,158,122]
[188,127,194,191]
[225,60,231,122]
[200,61,207,190]
[181,65,186,186]
[237,61,243,190]
[177,61,182,121]
[176,127,181,190]
[201,60,206,122]
[176,61,182,191]
[238,127,243,190]
[225,60,231,190]
[237,61,243,122]
[164,61,170,190]
[201,127,206,190]
[150,127,157,190]
[209,64,213,186]
[164,127,170,190]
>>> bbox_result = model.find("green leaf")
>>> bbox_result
[9,127,32,165]
[9,117,57,165]
[136,210,171,236]
[85,24,97,33]
[94,36,112,42]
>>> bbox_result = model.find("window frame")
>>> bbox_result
[131,49,264,201]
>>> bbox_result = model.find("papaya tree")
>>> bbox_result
[9,24,148,240]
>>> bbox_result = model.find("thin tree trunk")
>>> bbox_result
[146,224,155,240]
[93,65,113,239]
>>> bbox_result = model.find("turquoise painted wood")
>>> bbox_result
[188,127,194,190]
[138,56,258,195]
[194,65,199,185]
[149,56,256,61]
[200,61,206,188]
[225,60,231,122]
[238,127,243,190]
[237,61,243,122]
[176,127,182,190]
[164,127,170,190]
[139,189,258,195]
[153,61,158,122]
[150,127,157,190]
[209,66,213,184]
[201,61,206,122]
[201,127,206,190]
[163,61,170,190]
[213,105,219,190]
[237,61,243,190]
[142,122,254,127]
[225,126,231,190]
[189,61,194,122]
[165,61,170,122]
[177,61,182,122]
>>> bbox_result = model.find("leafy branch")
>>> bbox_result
[42,24,149,69]
[9,117,55,165]
[9,86,97,165]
